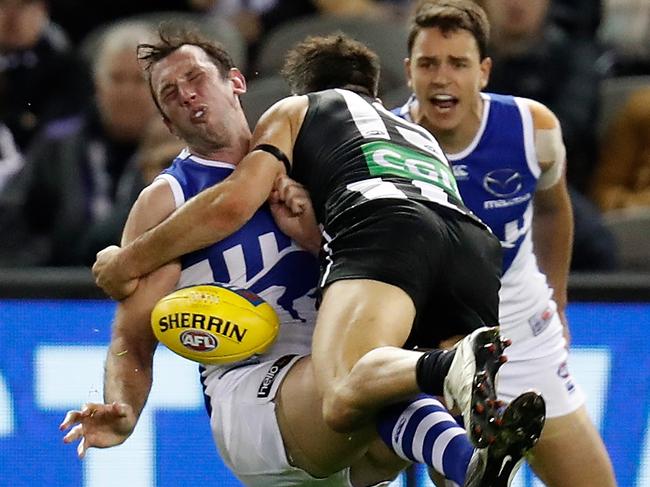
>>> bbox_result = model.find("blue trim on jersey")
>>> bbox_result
[161,154,320,320]
[393,93,536,272]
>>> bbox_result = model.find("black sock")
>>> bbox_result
[415,349,456,396]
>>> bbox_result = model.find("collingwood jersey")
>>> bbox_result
[155,149,320,373]
[395,93,553,329]
[291,89,481,231]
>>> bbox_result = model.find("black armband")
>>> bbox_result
[252,144,291,174]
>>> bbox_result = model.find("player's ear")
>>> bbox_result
[405,57,413,89]
[229,68,247,95]
[479,56,492,90]
[162,115,177,137]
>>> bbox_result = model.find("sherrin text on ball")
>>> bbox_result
[151,283,280,364]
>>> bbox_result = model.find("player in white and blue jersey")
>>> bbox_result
[393,2,616,486]
[156,149,319,364]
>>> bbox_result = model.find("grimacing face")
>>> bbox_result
[406,26,491,136]
[150,45,245,152]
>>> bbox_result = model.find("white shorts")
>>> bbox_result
[497,303,585,418]
[203,355,354,487]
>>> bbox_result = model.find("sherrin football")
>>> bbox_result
[151,283,280,364]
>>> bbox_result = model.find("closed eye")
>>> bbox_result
[161,86,177,102]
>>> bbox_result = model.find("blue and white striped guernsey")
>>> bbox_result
[155,149,320,370]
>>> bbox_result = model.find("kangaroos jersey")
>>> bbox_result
[395,93,553,329]
[155,149,320,371]
[291,89,482,232]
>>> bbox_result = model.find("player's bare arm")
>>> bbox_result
[61,181,181,457]
[528,99,573,340]
[93,96,309,300]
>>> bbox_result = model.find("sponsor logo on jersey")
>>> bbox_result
[361,140,461,200]
[557,361,570,379]
[180,330,218,352]
[257,354,297,398]
[528,306,553,336]
[557,361,576,392]
[484,193,531,209]
[483,169,523,197]
[452,164,469,180]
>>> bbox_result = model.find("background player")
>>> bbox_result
[393,2,616,486]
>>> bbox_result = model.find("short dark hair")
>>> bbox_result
[281,33,381,97]
[137,25,235,115]
[408,0,490,59]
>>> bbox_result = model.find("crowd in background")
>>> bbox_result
[0,0,648,270]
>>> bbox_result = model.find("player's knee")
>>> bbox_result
[319,346,402,432]
[321,386,359,433]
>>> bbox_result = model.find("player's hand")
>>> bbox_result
[92,246,139,300]
[269,176,321,255]
[272,175,311,215]
[59,402,136,458]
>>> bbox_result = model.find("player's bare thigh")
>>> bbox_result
[311,279,416,397]
[528,406,617,487]
[276,278,417,477]
[276,356,376,477]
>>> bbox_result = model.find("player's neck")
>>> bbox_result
[190,128,251,164]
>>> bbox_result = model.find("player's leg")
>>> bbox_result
[309,200,501,434]
[274,353,380,479]
[277,278,493,481]
[496,311,617,487]
[275,346,492,486]
[311,278,420,432]
[381,383,546,487]
[528,407,616,487]
[276,322,520,486]
[348,436,412,486]
[274,344,483,485]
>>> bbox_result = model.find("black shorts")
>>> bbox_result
[321,199,502,348]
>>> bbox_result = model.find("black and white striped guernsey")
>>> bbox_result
[290,88,481,230]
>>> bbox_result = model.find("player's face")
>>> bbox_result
[406,27,490,135]
[150,45,246,151]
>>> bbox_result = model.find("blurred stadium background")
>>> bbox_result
[0,269,648,487]
[1,0,650,485]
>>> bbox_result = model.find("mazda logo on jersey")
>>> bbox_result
[483,169,523,197]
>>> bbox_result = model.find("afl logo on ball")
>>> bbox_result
[180,330,218,352]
